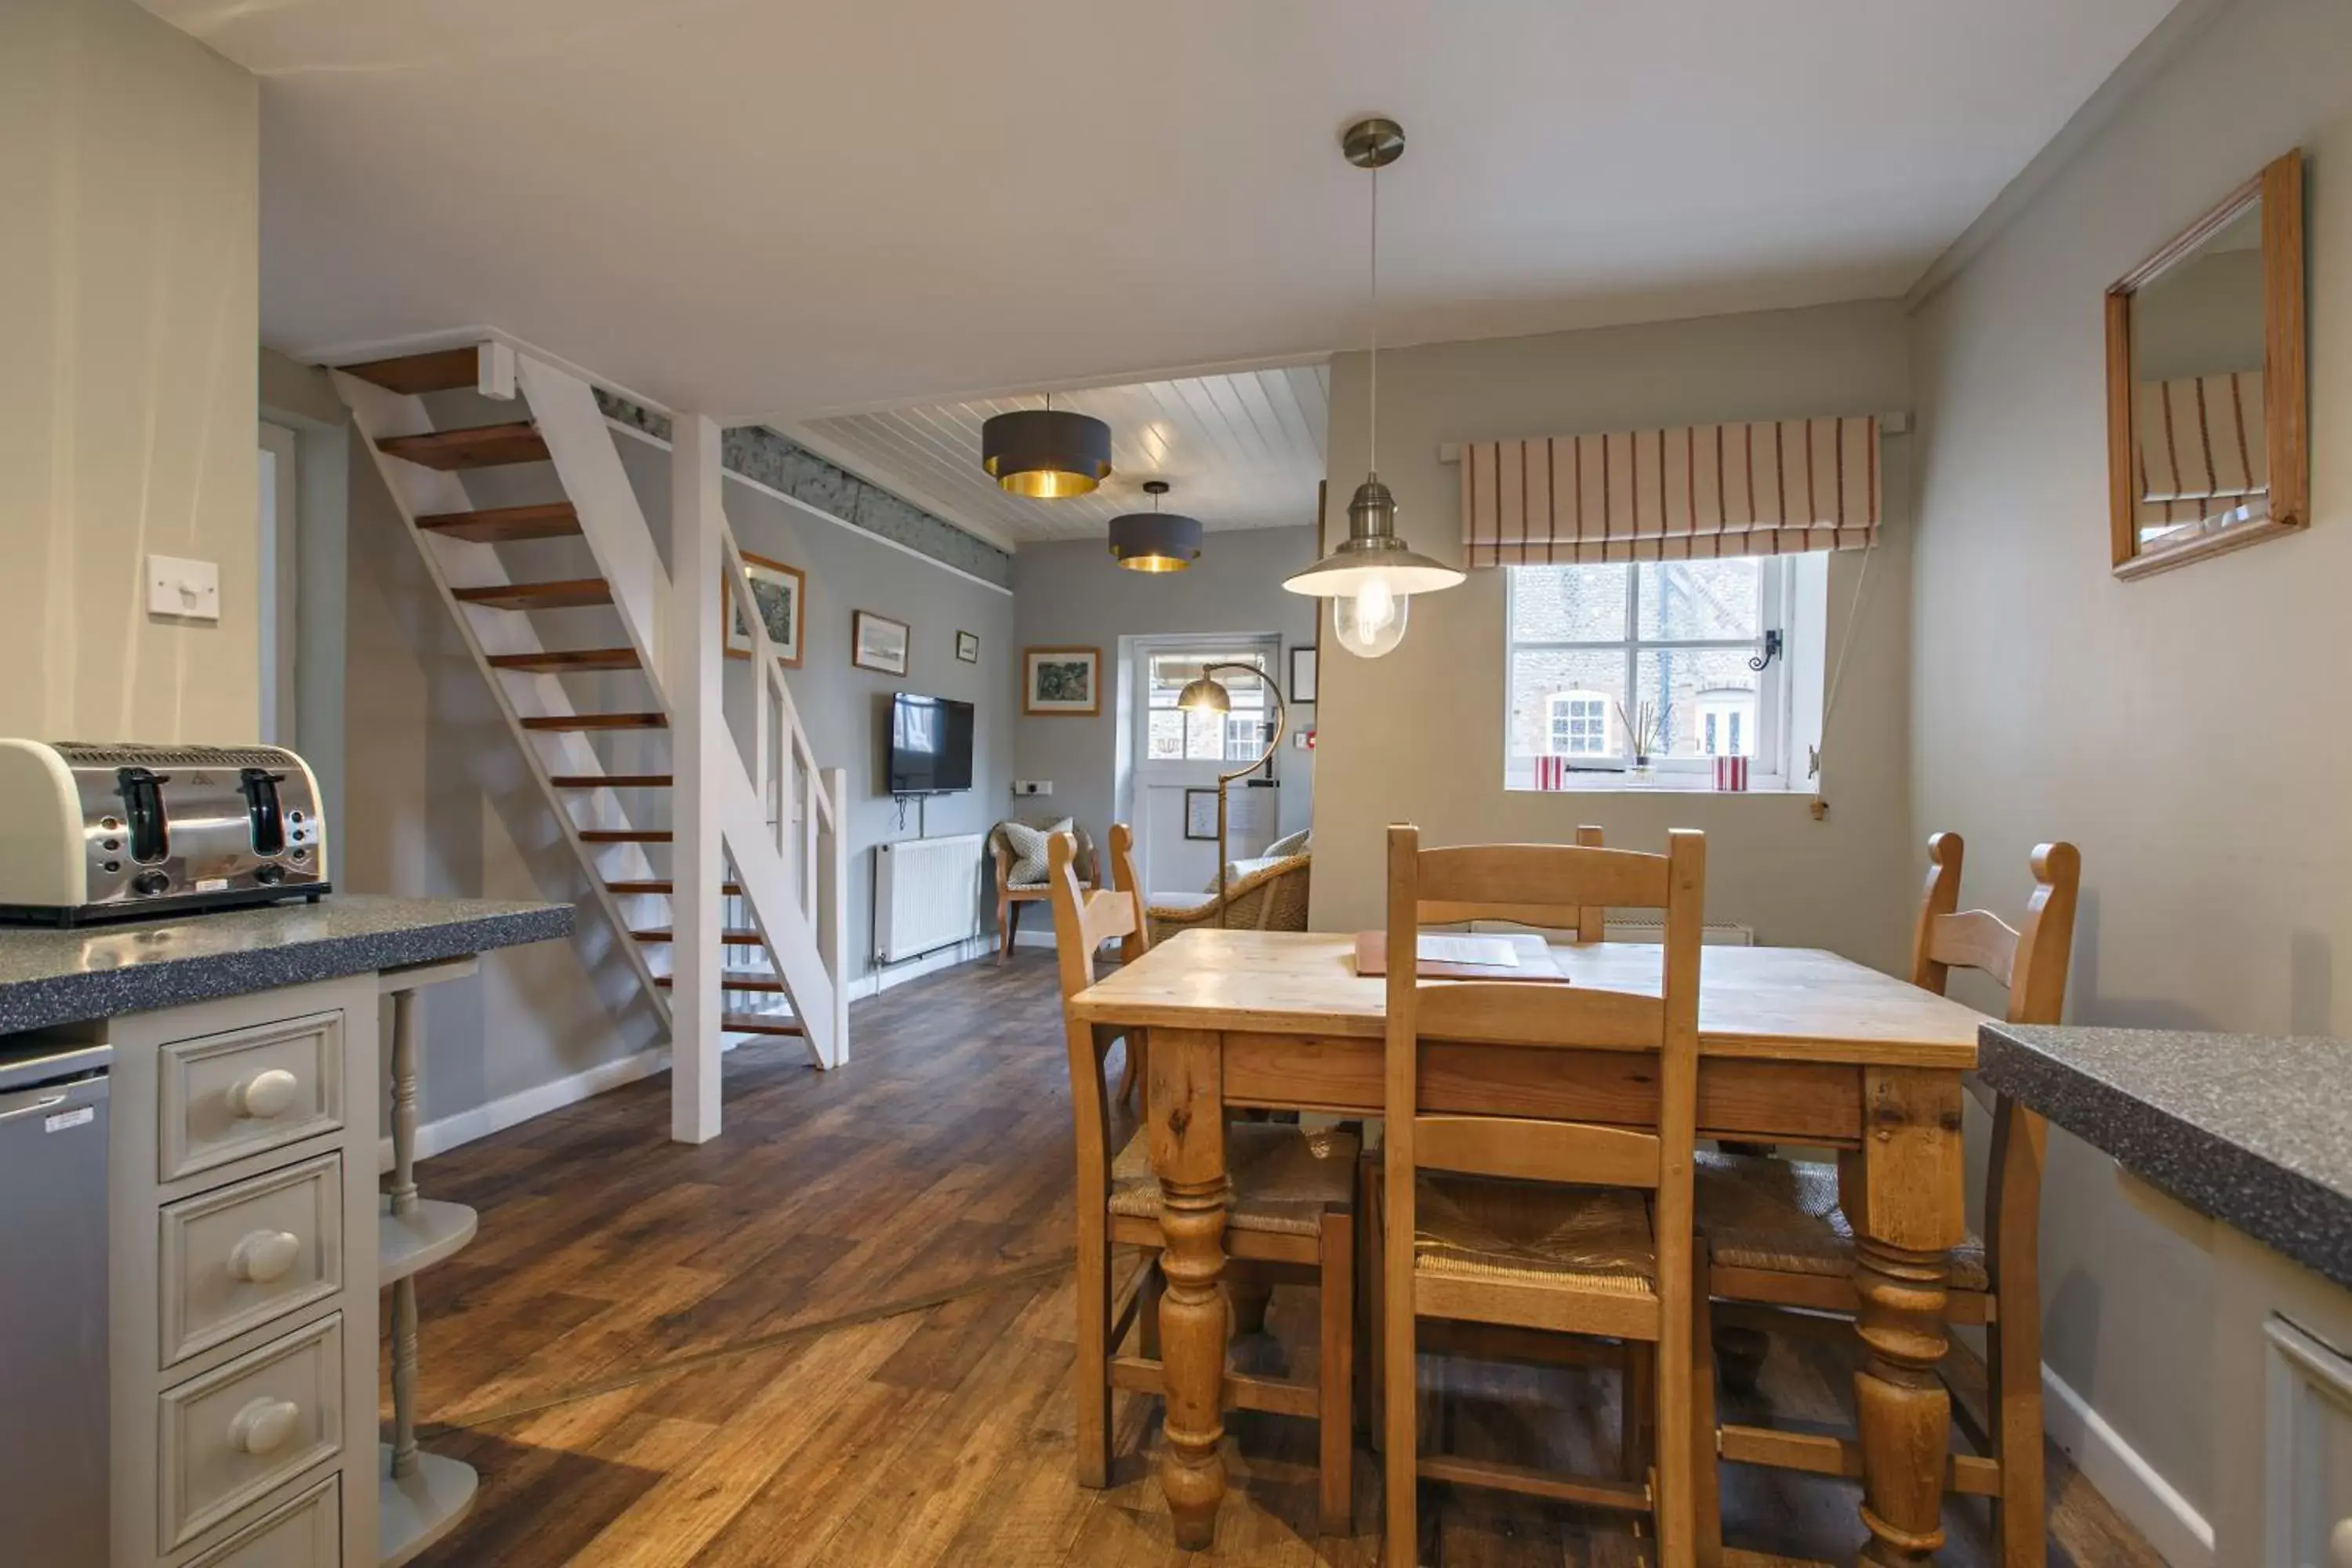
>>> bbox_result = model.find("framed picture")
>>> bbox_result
[1288,645,1318,704]
[1023,646,1101,716]
[956,630,980,663]
[851,610,910,676]
[1184,787,1220,841]
[724,553,805,667]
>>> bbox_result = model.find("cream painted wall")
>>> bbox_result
[1312,303,1917,970]
[0,0,259,742]
[1908,0,2352,1524]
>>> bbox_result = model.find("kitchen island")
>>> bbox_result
[0,895,572,1568]
[1978,1022,2352,1566]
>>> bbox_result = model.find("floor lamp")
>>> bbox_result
[1175,662,1288,928]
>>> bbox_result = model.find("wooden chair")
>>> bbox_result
[1693,833,2081,1567]
[1379,825,1713,1568]
[1045,831,1362,1534]
[1101,825,1150,1110]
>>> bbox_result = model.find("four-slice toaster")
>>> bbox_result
[0,741,331,926]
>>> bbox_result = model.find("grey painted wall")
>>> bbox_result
[1907,0,2352,1521]
[1011,527,1319,876]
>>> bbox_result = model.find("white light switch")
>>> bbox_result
[147,555,221,622]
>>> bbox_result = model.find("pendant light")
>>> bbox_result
[1107,480,1203,573]
[1283,116,1463,658]
[980,393,1112,498]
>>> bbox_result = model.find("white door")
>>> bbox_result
[1131,637,1280,898]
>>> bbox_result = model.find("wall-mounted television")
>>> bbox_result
[887,691,975,794]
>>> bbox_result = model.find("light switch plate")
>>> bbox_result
[1012,780,1052,797]
[147,554,221,622]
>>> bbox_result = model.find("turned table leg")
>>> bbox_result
[1150,1027,1229,1552]
[1846,1068,1967,1566]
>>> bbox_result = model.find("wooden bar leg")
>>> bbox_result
[1073,1211,1112,1488]
[390,1275,420,1481]
[1987,1104,2049,1568]
[1000,898,1020,961]
[1150,1028,1229,1551]
[1848,1067,1968,1568]
[388,987,422,1482]
[1691,1278,1724,1568]
[1317,1207,1355,1536]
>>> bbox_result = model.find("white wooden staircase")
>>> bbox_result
[335,343,848,1142]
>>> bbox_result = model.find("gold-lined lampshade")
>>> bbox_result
[980,408,1112,498]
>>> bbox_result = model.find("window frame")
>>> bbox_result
[1504,558,1791,788]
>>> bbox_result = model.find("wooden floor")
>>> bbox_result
[398,951,2163,1566]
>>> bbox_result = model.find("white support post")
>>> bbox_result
[824,767,850,1065]
[669,413,726,1142]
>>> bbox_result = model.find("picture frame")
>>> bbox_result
[956,630,980,664]
[1288,645,1318,704]
[1023,645,1101,716]
[1184,787,1220,841]
[851,610,911,676]
[724,553,805,668]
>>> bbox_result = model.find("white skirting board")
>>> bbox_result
[2042,1363,2214,1567]
[850,935,996,999]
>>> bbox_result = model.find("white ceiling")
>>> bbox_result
[791,365,1329,545]
[150,0,2176,434]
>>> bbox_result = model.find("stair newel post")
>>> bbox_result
[824,765,851,1065]
[668,412,727,1144]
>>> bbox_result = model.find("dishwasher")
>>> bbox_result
[0,1041,111,1568]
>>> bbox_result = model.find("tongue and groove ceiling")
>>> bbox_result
[147,0,2176,543]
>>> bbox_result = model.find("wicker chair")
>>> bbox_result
[989,818,1095,960]
[1144,852,1310,943]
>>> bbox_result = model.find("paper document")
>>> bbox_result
[1414,935,1521,968]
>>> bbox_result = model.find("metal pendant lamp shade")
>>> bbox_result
[1108,480,1203,572]
[980,405,1112,498]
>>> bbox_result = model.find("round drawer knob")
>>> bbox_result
[228,1229,302,1284]
[227,1397,299,1457]
[227,1069,299,1120]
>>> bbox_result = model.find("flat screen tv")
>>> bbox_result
[887,692,975,794]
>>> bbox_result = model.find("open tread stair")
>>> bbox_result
[607,880,743,897]
[550,772,670,787]
[583,829,672,844]
[632,928,765,945]
[340,347,481,395]
[656,972,786,993]
[489,648,642,673]
[519,713,666,731]
[417,502,583,543]
[453,579,612,611]
[377,421,550,470]
[720,1014,805,1036]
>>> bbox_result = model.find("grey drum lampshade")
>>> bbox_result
[1108,508,1203,572]
[979,408,1112,498]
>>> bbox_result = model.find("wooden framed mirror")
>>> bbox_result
[2106,149,2306,579]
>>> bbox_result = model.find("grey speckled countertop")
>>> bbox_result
[0,895,573,1035]
[1979,1022,2352,1289]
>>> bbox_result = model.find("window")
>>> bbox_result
[1143,650,1272,764]
[1506,559,1791,787]
[1547,692,1610,756]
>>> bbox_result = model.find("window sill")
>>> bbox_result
[1504,774,1798,795]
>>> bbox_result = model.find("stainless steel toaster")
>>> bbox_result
[0,741,331,926]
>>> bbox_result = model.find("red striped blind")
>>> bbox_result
[1458,416,1880,568]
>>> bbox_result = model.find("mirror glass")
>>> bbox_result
[2129,196,2267,555]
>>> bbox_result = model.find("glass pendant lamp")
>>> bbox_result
[1283,117,1463,658]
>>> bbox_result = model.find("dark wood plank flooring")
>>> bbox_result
[397,951,2161,1566]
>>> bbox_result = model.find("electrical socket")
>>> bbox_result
[1013,780,1052,797]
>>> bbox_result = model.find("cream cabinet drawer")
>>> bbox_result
[160,1314,343,1552]
[162,1012,344,1182]
[185,1475,340,1568]
[161,1153,343,1366]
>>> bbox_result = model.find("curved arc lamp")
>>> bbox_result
[1174,662,1288,927]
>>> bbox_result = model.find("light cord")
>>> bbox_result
[1813,543,1877,791]
[1367,164,1380,474]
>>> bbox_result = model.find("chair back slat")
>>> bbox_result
[1413,981,1665,1053]
[1414,841,1671,928]
[1414,1114,1661,1188]
[1105,822,1152,965]
[1572,825,1606,942]
[1907,833,2082,1026]
[1049,829,1150,1210]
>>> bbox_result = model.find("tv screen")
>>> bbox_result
[888,692,975,794]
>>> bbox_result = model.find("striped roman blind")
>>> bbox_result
[1458,416,1879,568]
[2135,371,2267,528]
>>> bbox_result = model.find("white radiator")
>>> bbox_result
[873,833,984,963]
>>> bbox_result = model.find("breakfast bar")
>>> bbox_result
[0,895,572,1568]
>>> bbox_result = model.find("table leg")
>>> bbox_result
[1846,1068,1967,1566]
[1150,1027,1229,1551]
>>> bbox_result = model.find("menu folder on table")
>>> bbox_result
[1352,931,1569,982]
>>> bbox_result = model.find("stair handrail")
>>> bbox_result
[717,527,837,922]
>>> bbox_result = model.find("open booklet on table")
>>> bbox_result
[1351,930,1569,982]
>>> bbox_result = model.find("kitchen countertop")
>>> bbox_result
[1978,1022,2352,1290]
[0,895,574,1034]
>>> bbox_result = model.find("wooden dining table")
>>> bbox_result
[1069,927,1988,1564]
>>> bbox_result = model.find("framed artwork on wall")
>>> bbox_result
[724,554,805,667]
[1023,646,1101,716]
[851,610,911,675]
[1288,646,1318,704]
[956,630,981,663]
[1184,788,1220,841]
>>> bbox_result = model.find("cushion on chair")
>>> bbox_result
[1695,1151,1989,1291]
[1265,827,1312,859]
[996,818,1072,887]
[1411,1172,1657,1296]
[1110,1123,1359,1236]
